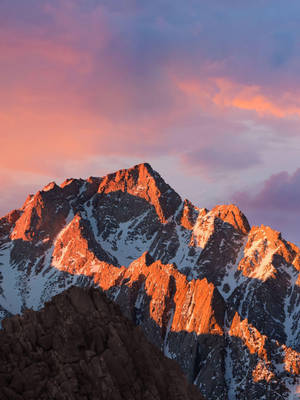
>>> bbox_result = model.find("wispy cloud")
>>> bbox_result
[1,0,300,243]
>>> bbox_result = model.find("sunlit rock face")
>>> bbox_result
[0,163,299,399]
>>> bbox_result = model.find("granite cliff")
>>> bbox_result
[0,163,299,399]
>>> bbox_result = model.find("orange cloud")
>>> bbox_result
[177,77,300,118]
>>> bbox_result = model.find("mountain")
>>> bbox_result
[0,162,299,399]
[0,286,203,400]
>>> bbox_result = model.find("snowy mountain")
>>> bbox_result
[0,163,299,399]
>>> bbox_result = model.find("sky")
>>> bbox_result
[1,0,300,245]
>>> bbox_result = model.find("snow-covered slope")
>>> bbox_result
[0,163,299,399]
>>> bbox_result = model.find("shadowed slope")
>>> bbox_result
[0,286,204,400]
[0,162,299,399]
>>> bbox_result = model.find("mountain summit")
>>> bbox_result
[0,163,299,399]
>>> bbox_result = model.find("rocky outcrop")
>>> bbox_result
[0,162,299,399]
[226,312,300,399]
[108,255,226,399]
[97,163,182,223]
[210,204,250,235]
[50,248,226,399]
[0,286,203,400]
[228,224,300,347]
[11,184,70,242]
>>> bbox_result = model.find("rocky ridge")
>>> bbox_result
[0,163,299,399]
[0,286,203,400]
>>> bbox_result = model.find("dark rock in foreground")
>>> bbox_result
[0,286,204,400]
[0,162,299,399]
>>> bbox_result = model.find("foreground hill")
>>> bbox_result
[0,163,299,399]
[0,286,203,400]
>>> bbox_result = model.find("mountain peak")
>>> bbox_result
[211,204,250,234]
[42,181,59,192]
[1,163,299,399]
[98,163,182,222]
[133,161,153,172]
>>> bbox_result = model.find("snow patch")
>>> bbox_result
[218,238,247,300]
[163,309,176,359]
[98,211,154,267]
[168,224,203,277]
[0,243,22,314]
[225,345,236,400]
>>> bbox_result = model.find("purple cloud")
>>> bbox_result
[1,0,300,245]
[233,169,300,245]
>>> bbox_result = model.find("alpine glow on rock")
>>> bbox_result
[0,163,299,399]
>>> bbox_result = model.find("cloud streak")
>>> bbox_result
[1,0,300,243]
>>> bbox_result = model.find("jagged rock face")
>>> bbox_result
[210,204,250,235]
[228,225,300,347]
[107,255,226,399]
[0,162,299,399]
[0,286,203,400]
[226,312,300,399]
[97,163,182,223]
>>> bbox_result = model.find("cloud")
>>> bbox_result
[233,169,300,245]
[1,0,300,176]
[1,0,300,241]
[234,169,300,212]
[177,77,300,118]
[182,145,261,174]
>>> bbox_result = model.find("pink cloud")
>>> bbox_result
[1,2,300,181]
[1,0,300,243]
[176,77,300,118]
